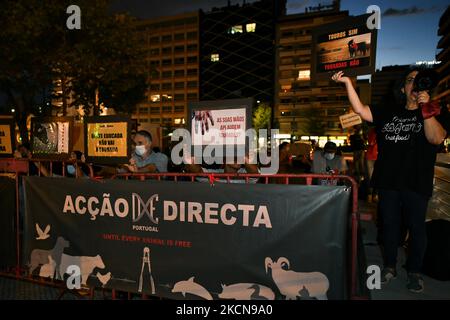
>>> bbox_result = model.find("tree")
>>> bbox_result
[301,108,326,136]
[69,7,148,116]
[0,0,55,143]
[0,0,147,142]
[253,103,272,131]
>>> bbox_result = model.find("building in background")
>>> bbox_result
[370,65,409,107]
[200,0,286,105]
[435,5,450,106]
[274,2,349,143]
[134,11,200,127]
[356,79,371,106]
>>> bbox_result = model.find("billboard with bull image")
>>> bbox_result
[311,14,377,81]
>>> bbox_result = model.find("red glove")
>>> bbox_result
[421,101,441,120]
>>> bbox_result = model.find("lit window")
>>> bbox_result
[151,94,160,102]
[211,53,219,62]
[174,118,182,125]
[246,23,256,33]
[298,70,310,81]
[229,25,243,34]
[281,85,292,93]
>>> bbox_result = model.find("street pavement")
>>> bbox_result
[359,200,450,300]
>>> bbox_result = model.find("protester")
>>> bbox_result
[349,126,366,182]
[66,151,90,178]
[366,127,378,202]
[312,141,348,186]
[121,130,168,173]
[332,68,449,293]
[278,142,291,174]
[184,156,259,183]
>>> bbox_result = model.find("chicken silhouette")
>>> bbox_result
[96,271,112,287]
[35,224,51,240]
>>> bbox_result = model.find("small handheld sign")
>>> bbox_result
[0,118,15,158]
[84,116,131,165]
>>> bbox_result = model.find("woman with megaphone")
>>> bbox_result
[332,68,449,293]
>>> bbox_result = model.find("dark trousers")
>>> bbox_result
[378,189,429,273]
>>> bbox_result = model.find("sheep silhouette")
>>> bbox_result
[265,257,329,300]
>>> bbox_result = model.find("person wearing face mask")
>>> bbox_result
[312,141,348,182]
[66,151,89,178]
[122,130,168,173]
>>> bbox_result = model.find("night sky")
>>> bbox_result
[111,0,449,69]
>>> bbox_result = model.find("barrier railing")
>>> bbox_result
[0,159,362,299]
[112,172,361,299]
[0,158,94,285]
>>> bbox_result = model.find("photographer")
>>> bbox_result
[332,68,449,293]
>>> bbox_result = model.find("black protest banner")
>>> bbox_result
[0,175,17,269]
[23,177,350,299]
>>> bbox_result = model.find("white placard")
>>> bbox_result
[191,108,246,146]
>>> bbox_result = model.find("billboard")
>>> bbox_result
[30,117,73,159]
[311,14,377,81]
[84,116,131,165]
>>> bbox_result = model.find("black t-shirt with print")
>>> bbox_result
[369,104,450,197]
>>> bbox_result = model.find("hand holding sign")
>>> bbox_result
[332,71,351,85]
[193,111,214,135]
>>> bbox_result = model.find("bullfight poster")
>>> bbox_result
[30,117,73,159]
[311,14,377,80]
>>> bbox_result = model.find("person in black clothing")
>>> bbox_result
[349,126,366,182]
[332,68,449,293]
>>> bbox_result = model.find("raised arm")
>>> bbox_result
[332,71,373,123]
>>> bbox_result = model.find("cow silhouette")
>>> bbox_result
[59,253,106,286]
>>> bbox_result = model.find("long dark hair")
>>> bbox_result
[385,66,425,108]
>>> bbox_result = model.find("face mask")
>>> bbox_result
[135,145,146,156]
[324,153,335,160]
[67,165,76,175]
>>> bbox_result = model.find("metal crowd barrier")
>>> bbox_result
[112,172,361,299]
[0,158,96,298]
[0,159,363,299]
